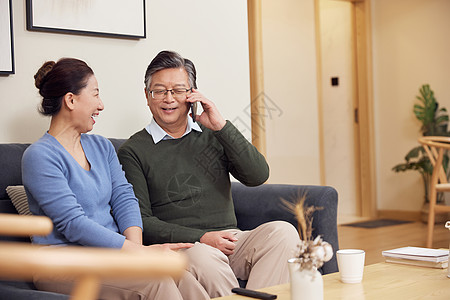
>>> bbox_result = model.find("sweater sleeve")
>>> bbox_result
[118,145,207,244]
[22,143,126,248]
[105,139,143,234]
[214,121,270,186]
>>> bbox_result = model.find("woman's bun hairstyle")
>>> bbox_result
[33,58,93,116]
[34,61,55,90]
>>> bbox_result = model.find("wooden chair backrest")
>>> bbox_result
[418,136,450,184]
[0,214,186,300]
[0,213,52,237]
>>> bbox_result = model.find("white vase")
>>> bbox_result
[288,258,323,300]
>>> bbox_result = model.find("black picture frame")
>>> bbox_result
[0,0,15,75]
[26,0,146,39]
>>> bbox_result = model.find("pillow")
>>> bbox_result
[5,185,32,216]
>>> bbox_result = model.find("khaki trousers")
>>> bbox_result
[185,221,300,298]
[33,271,209,300]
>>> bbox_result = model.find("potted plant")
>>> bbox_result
[392,84,450,222]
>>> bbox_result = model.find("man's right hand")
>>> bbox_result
[200,231,238,255]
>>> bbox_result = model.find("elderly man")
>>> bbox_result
[118,50,299,298]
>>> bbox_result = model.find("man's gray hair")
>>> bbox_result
[144,50,197,91]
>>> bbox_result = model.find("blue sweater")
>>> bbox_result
[22,133,143,248]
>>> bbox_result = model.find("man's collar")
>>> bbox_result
[145,116,202,144]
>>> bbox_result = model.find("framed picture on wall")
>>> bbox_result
[0,0,15,75]
[26,0,146,39]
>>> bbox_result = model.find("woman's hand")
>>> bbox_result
[145,243,194,251]
[122,240,193,252]
[123,226,143,245]
[186,89,226,131]
[121,226,193,252]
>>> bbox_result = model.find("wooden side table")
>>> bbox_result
[214,262,450,299]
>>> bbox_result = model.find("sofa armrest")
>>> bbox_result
[231,182,339,274]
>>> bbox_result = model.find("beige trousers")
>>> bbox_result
[33,271,209,300]
[185,221,300,298]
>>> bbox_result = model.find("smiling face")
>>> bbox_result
[146,68,190,134]
[72,75,104,133]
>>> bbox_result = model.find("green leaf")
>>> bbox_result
[393,84,450,202]
[404,146,422,161]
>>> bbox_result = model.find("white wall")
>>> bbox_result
[262,0,321,185]
[0,0,250,142]
[372,0,450,211]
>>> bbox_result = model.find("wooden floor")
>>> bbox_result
[337,220,450,265]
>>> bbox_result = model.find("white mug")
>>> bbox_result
[336,249,365,283]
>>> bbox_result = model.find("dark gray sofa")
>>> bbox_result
[0,138,339,299]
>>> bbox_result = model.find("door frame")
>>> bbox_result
[315,0,377,218]
[247,0,267,157]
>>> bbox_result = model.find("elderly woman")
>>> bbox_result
[22,58,208,300]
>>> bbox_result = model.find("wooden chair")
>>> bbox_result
[0,213,187,300]
[418,136,450,247]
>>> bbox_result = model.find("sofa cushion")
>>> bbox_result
[0,144,30,200]
[6,186,31,216]
[5,185,33,242]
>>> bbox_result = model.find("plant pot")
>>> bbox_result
[420,203,450,224]
[288,258,323,300]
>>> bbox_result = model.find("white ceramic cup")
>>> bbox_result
[336,249,365,283]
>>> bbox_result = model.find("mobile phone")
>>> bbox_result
[231,287,277,300]
[191,102,198,122]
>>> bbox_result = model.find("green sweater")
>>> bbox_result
[118,121,269,245]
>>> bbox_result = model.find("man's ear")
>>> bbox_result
[144,88,151,107]
[63,92,75,111]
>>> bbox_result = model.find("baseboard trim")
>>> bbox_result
[377,210,421,222]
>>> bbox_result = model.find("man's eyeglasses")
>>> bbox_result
[149,88,192,100]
